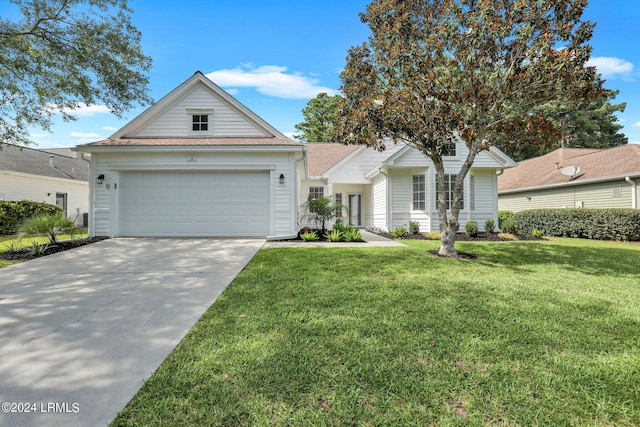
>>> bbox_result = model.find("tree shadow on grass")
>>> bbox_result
[465,240,640,277]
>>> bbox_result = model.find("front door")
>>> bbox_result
[55,192,68,216]
[348,193,362,227]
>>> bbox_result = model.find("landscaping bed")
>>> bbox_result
[0,237,105,261]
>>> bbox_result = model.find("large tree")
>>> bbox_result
[294,92,343,142]
[335,0,607,256]
[499,92,627,161]
[0,0,153,147]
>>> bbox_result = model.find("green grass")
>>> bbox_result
[0,232,88,252]
[112,238,640,426]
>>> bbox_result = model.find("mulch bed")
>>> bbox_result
[377,232,544,242]
[0,237,106,261]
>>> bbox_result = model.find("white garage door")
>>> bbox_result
[119,170,270,237]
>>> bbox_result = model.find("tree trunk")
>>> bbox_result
[439,217,459,256]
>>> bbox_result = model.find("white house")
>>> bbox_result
[76,72,515,238]
[0,144,89,225]
[302,142,516,232]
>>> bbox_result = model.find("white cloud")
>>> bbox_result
[49,103,111,117]
[633,121,640,127]
[102,126,118,131]
[586,56,634,77]
[225,88,240,95]
[283,131,297,139]
[70,131,102,143]
[206,64,339,99]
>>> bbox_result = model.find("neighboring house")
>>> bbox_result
[0,143,90,224]
[498,145,640,212]
[76,71,516,238]
[302,142,516,232]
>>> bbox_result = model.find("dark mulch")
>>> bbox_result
[0,237,106,261]
[378,232,545,242]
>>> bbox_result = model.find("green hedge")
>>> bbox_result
[0,200,63,235]
[514,209,640,241]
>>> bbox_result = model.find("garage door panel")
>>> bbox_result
[119,171,270,237]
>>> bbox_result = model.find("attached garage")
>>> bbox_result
[118,170,270,237]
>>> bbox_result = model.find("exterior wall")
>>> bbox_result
[0,173,89,225]
[329,143,405,183]
[131,86,269,138]
[90,150,296,237]
[499,178,637,212]
[370,174,387,230]
[469,169,499,231]
[389,169,412,230]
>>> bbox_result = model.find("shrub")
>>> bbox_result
[20,213,80,244]
[532,228,545,238]
[300,231,319,241]
[498,210,516,233]
[343,228,363,242]
[424,231,441,240]
[409,221,420,234]
[514,208,640,241]
[390,226,408,238]
[325,229,343,242]
[484,219,495,233]
[0,200,63,235]
[465,221,478,237]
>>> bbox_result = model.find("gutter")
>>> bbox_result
[625,176,637,209]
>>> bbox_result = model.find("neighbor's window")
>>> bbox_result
[412,175,425,210]
[192,114,209,131]
[437,174,463,210]
[470,174,475,211]
[308,186,324,199]
[612,185,622,198]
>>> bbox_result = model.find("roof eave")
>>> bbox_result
[499,172,640,194]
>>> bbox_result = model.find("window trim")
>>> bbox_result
[308,186,324,200]
[437,174,464,210]
[186,108,214,135]
[412,174,426,211]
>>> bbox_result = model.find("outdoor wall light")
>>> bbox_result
[279,173,285,184]
[97,174,105,185]
[526,195,532,201]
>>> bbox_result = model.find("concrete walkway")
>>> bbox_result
[263,230,405,248]
[0,238,264,427]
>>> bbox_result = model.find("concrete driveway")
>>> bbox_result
[0,238,264,427]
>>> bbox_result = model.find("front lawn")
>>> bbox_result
[112,238,640,426]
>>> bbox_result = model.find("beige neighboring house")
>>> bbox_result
[498,145,640,212]
[0,144,90,224]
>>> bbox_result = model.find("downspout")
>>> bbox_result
[625,177,637,209]
[495,169,504,225]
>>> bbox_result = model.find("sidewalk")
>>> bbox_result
[263,230,405,248]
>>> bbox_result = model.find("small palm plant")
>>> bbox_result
[20,213,80,244]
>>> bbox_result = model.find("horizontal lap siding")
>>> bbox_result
[371,175,387,230]
[132,86,269,138]
[499,180,634,212]
[390,170,411,229]
[471,170,498,231]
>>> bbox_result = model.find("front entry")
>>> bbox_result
[55,192,68,216]
[348,193,362,227]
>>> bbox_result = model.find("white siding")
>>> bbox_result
[470,169,498,231]
[90,150,296,237]
[329,143,405,182]
[131,86,269,138]
[371,175,387,230]
[0,173,89,224]
[499,179,636,212]
[390,169,411,229]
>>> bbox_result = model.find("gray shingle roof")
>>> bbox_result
[0,144,89,181]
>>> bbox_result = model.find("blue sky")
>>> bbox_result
[17,0,640,148]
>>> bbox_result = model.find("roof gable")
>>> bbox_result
[111,71,286,139]
[305,143,362,176]
[0,144,89,181]
[498,145,640,192]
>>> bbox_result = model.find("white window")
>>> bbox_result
[412,175,425,210]
[335,193,343,217]
[308,186,324,199]
[442,143,457,157]
[437,174,463,210]
[192,114,209,132]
